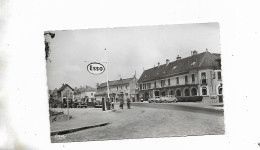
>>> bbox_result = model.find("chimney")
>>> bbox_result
[157,62,160,67]
[192,50,198,55]
[166,59,170,65]
[176,55,181,60]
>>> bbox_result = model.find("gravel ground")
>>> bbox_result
[50,105,224,143]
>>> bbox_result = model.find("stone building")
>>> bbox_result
[74,86,96,102]
[49,83,74,107]
[95,77,138,102]
[138,50,223,103]
[57,83,75,102]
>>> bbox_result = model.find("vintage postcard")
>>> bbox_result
[45,23,224,143]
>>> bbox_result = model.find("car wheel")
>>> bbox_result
[164,100,167,103]
[150,100,154,103]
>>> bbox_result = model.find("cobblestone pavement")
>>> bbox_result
[50,104,224,143]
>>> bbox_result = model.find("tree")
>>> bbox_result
[44,32,55,62]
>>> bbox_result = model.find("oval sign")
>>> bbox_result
[87,62,105,75]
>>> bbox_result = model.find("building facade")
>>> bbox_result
[49,83,75,107]
[74,86,96,102]
[95,77,138,102]
[138,51,223,103]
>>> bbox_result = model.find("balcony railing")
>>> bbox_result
[200,79,208,85]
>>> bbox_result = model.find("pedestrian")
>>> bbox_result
[106,98,111,110]
[119,98,124,109]
[111,98,114,109]
[127,98,131,109]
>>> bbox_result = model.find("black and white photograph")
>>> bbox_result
[45,23,224,143]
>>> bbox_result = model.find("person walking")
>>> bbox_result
[119,98,124,109]
[106,98,111,110]
[111,98,114,109]
[127,98,131,109]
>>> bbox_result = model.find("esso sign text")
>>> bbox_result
[87,62,105,75]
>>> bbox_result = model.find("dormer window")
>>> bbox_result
[172,66,177,70]
[191,62,196,66]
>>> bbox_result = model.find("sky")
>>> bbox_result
[46,22,221,90]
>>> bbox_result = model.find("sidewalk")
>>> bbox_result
[50,108,113,132]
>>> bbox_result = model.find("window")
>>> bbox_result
[218,72,222,80]
[161,91,166,97]
[176,89,181,96]
[169,90,174,96]
[191,88,197,96]
[143,84,146,89]
[154,81,157,88]
[176,77,179,84]
[161,80,165,87]
[185,75,188,83]
[202,87,207,95]
[201,72,207,84]
[147,83,151,89]
[168,79,171,85]
[125,85,128,89]
[139,85,142,90]
[201,72,206,79]
[218,87,222,94]
[125,93,128,96]
[154,91,160,97]
[192,74,195,82]
[184,89,190,96]
[117,86,118,91]
[91,93,93,96]
[121,86,122,90]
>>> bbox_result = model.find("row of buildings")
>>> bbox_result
[95,50,223,103]
[49,50,223,104]
[49,84,96,104]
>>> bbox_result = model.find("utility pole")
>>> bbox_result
[105,48,109,110]
[67,93,69,120]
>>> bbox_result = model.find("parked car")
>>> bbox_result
[148,97,161,103]
[160,96,178,103]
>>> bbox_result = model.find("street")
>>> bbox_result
[131,102,224,115]
[51,103,225,143]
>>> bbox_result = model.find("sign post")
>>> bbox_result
[85,48,110,111]
[67,94,69,120]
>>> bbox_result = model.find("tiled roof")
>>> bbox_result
[57,84,74,92]
[139,51,221,83]
[98,77,136,88]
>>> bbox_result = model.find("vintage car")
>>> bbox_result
[148,97,161,103]
[160,96,178,103]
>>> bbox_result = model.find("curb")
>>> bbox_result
[50,122,110,136]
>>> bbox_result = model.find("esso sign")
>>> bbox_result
[87,62,105,75]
